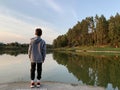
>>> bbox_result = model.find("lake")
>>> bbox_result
[0,51,120,90]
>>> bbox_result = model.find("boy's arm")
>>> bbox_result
[42,41,46,62]
[28,42,32,58]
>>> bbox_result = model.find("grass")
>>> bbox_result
[54,49,120,57]
[53,45,120,52]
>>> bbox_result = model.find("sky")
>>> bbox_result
[0,0,120,44]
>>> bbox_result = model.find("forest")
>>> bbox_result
[0,42,53,54]
[53,13,120,48]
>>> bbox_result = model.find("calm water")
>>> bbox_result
[0,51,120,90]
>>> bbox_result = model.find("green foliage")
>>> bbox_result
[108,13,120,47]
[53,13,120,48]
[53,35,68,48]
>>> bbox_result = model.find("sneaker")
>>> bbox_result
[36,80,41,88]
[30,81,35,88]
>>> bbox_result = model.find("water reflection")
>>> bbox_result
[53,51,120,89]
[1,50,120,90]
[0,50,52,56]
[0,54,30,83]
[0,50,27,56]
[0,52,78,84]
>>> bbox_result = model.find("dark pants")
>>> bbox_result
[30,62,42,80]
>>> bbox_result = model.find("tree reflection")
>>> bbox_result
[0,50,52,56]
[0,50,27,56]
[53,51,120,89]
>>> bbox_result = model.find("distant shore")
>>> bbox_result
[0,81,105,90]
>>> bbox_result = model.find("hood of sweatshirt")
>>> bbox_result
[35,38,42,44]
[31,37,42,44]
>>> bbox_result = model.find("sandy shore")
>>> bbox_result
[0,81,105,90]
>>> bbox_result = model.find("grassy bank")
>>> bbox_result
[53,46,120,57]
[53,46,120,52]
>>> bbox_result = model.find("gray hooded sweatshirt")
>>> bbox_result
[28,36,46,63]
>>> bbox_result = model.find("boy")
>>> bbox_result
[28,28,46,88]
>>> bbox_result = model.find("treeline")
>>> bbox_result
[53,13,120,48]
[0,42,53,51]
[0,42,28,53]
[0,42,53,56]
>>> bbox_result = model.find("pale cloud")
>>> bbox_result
[0,14,33,43]
[26,0,42,6]
[0,31,26,43]
[0,6,59,44]
[45,0,63,14]
[71,9,78,21]
[26,0,63,14]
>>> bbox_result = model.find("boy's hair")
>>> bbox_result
[35,28,42,36]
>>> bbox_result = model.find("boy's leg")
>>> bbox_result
[30,62,36,80]
[36,63,42,87]
[37,63,42,80]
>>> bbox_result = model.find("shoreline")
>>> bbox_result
[0,81,105,90]
[53,46,120,53]
[76,50,120,53]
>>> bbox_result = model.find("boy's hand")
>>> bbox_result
[29,55,31,58]
[42,60,44,63]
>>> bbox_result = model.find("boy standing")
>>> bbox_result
[28,28,46,88]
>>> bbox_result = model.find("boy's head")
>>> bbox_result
[35,28,42,36]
